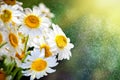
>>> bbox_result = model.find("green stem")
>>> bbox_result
[22,35,29,62]
[22,51,30,62]
[0,42,7,48]
[7,62,15,75]
[24,35,29,52]
[16,68,22,80]
[4,58,15,75]
[11,68,20,80]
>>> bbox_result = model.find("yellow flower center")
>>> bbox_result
[3,0,16,5]
[15,51,25,60]
[31,58,47,72]
[24,15,40,28]
[55,35,67,49]
[0,33,3,44]
[9,33,18,48]
[40,44,52,58]
[1,10,12,23]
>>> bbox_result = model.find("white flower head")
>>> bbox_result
[0,4,22,25]
[19,6,51,37]
[5,25,24,57]
[47,24,74,60]
[21,49,58,80]
[29,35,57,58]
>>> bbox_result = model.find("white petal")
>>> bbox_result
[33,6,39,15]
[21,62,31,68]
[46,68,56,73]
[24,8,32,14]
[46,56,58,67]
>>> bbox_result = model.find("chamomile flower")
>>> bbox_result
[0,4,22,25]
[39,3,54,18]
[47,24,74,60]
[21,49,58,80]
[5,25,23,57]
[19,6,51,37]
[29,35,57,58]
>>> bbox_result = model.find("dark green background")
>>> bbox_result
[18,0,120,80]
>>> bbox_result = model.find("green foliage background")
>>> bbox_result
[18,0,120,80]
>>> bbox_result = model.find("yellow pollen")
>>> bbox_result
[15,51,25,60]
[9,33,18,48]
[31,58,47,71]
[24,15,40,28]
[55,35,67,49]
[3,0,16,5]
[40,44,52,58]
[0,33,3,44]
[12,21,16,26]
[21,37,26,44]
[1,10,12,23]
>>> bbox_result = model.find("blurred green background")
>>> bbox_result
[18,0,120,80]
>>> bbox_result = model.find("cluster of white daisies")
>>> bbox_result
[0,0,74,80]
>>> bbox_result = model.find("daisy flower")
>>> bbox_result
[0,4,22,25]
[39,3,54,18]
[28,35,57,58]
[21,49,58,80]
[39,39,55,58]
[19,6,51,37]
[47,24,74,60]
[5,25,23,57]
